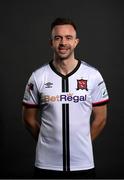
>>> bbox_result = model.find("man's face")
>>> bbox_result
[51,25,79,60]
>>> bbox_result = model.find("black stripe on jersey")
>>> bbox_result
[62,78,69,92]
[62,77,70,171]
[62,104,70,171]
[62,105,66,171]
[66,104,70,171]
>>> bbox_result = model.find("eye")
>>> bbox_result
[54,36,61,41]
[66,36,73,40]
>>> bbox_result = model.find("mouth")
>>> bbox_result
[58,47,69,54]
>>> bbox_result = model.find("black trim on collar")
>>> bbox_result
[49,59,81,78]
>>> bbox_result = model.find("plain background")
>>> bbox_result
[1,0,124,178]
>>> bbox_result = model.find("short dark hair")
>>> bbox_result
[51,17,77,32]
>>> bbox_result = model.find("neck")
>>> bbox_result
[53,58,78,76]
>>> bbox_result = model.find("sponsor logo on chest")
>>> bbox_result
[41,93,87,103]
[42,78,88,103]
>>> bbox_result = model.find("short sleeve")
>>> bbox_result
[22,73,39,108]
[91,71,109,106]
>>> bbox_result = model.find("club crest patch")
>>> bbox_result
[76,79,88,91]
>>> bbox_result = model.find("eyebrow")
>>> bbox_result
[54,35,74,38]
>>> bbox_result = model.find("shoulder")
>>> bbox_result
[34,62,49,75]
[80,60,103,82]
[31,62,50,80]
[80,60,99,74]
[80,60,97,70]
[28,62,50,88]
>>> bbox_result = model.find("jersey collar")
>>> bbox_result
[49,59,81,78]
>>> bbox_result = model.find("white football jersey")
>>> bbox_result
[23,60,109,171]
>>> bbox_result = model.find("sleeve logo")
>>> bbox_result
[28,83,34,91]
[102,88,108,98]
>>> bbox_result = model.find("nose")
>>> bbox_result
[60,37,67,45]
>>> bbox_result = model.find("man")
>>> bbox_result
[22,17,109,178]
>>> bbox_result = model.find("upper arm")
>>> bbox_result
[22,106,40,141]
[92,104,107,124]
[22,106,39,125]
[91,104,108,140]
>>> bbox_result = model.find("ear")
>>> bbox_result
[75,38,80,47]
[74,38,79,48]
[49,39,53,47]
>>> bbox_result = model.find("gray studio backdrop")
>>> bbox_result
[1,0,124,178]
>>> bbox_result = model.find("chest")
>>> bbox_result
[38,73,93,105]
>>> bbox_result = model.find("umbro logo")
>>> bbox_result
[44,82,53,88]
